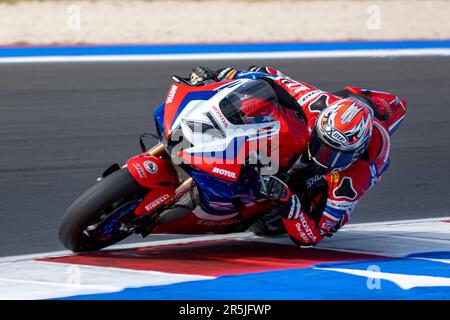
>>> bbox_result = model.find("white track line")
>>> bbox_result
[0,216,448,263]
[314,267,450,290]
[1,49,450,64]
[413,257,450,265]
[0,260,213,300]
[0,277,120,291]
[342,216,450,227]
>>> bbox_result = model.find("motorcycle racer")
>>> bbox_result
[188,65,407,247]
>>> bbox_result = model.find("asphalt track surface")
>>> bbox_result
[1,56,450,257]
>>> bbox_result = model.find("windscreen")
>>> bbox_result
[218,80,280,125]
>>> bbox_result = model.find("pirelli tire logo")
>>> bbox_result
[212,167,236,179]
[144,193,170,211]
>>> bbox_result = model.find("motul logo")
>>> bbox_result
[212,167,236,179]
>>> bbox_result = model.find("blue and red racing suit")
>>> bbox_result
[216,66,407,246]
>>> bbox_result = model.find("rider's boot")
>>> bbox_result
[249,206,286,235]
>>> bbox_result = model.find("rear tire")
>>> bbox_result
[58,169,146,252]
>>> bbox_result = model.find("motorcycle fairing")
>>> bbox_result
[153,102,165,137]
[163,80,240,138]
[126,155,177,216]
[187,166,264,216]
[178,120,279,182]
[343,86,407,135]
[163,79,281,182]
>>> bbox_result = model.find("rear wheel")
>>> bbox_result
[58,169,148,252]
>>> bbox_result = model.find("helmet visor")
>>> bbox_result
[309,130,356,171]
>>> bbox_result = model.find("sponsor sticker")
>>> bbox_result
[196,219,238,226]
[132,163,147,179]
[297,90,323,106]
[280,79,309,93]
[295,223,311,243]
[321,213,339,230]
[211,105,229,128]
[166,85,178,104]
[175,183,193,199]
[143,160,158,174]
[212,167,236,179]
[330,129,348,144]
[144,193,170,211]
[330,172,340,184]
[306,174,323,189]
[297,213,317,242]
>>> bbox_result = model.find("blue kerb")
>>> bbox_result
[1,40,450,58]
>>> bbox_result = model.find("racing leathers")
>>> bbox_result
[193,66,407,247]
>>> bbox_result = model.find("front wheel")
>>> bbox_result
[58,169,147,252]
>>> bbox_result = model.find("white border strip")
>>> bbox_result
[0,216,448,263]
[1,48,450,64]
[0,233,253,263]
[342,216,450,227]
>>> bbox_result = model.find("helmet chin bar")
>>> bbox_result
[309,142,359,173]
[308,123,372,173]
[311,155,356,174]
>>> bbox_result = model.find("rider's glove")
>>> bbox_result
[260,175,303,220]
[190,66,217,85]
[320,214,350,237]
[190,66,239,85]
[216,67,238,81]
[260,175,292,203]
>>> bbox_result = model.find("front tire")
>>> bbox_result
[58,169,146,252]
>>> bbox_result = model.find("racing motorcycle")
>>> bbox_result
[59,75,311,252]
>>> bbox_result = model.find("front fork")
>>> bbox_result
[147,142,165,157]
[126,143,194,217]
